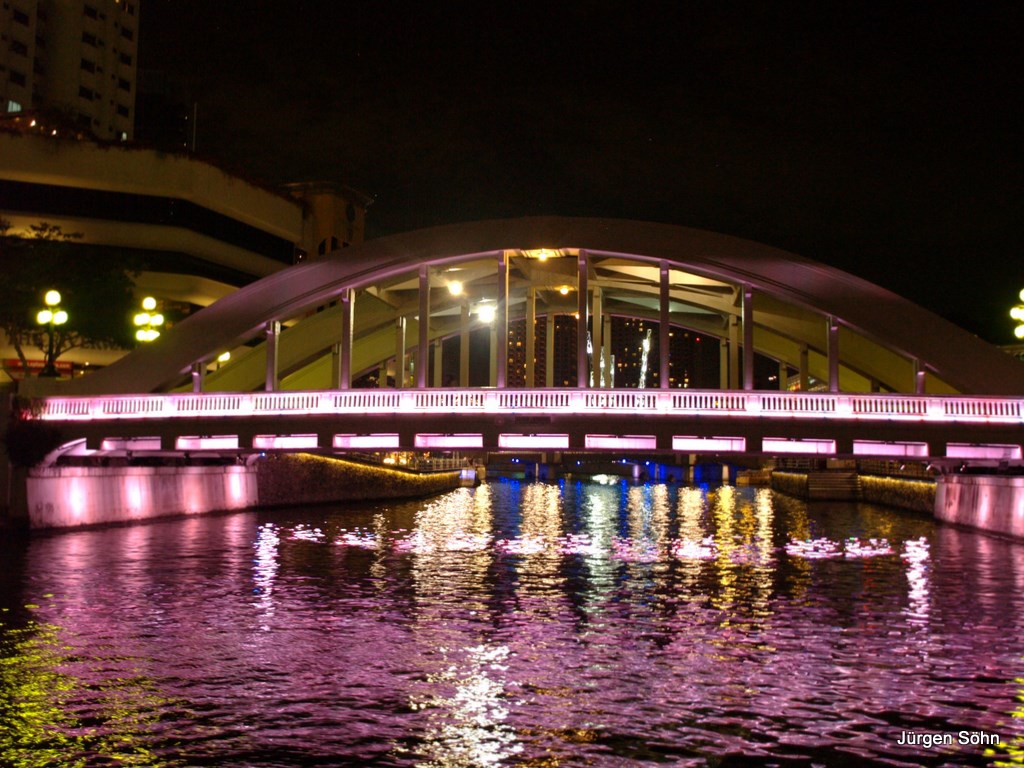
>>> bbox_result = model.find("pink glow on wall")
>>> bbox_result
[333,434,400,449]
[101,437,161,451]
[585,435,657,450]
[498,434,570,449]
[176,435,240,450]
[415,434,484,449]
[945,443,1023,460]
[852,440,929,457]
[672,436,746,452]
[253,434,319,450]
[763,437,836,455]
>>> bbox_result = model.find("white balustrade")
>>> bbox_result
[26,389,1024,427]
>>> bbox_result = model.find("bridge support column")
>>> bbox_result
[433,339,443,388]
[728,315,740,389]
[545,313,555,388]
[827,316,840,393]
[603,315,613,387]
[659,262,670,390]
[191,361,205,393]
[525,287,536,387]
[265,320,280,392]
[460,302,470,387]
[496,250,509,388]
[417,266,430,389]
[591,286,603,387]
[394,317,407,389]
[719,339,729,390]
[778,361,788,390]
[742,286,754,390]
[914,359,927,394]
[799,345,810,391]
[577,251,589,388]
[334,288,354,390]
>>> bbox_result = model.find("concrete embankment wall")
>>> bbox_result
[770,471,935,513]
[935,475,1024,539]
[255,454,463,507]
[20,454,463,530]
[26,465,259,529]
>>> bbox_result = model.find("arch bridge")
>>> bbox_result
[22,217,1024,468]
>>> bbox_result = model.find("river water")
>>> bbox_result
[2,480,1024,767]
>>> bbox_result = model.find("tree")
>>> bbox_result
[0,220,142,376]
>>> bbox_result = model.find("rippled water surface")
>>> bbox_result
[3,480,1024,766]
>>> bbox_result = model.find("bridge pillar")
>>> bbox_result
[191,361,205,393]
[742,286,754,391]
[728,315,740,389]
[827,316,840,393]
[417,266,430,389]
[525,287,536,387]
[603,314,613,387]
[659,262,670,390]
[432,338,443,388]
[460,302,470,387]
[545,312,555,388]
[799,345,810,391]
[496,251,509,388]
[591,286,603,387]
[577,251,589,388]
[394,317,407,388]
[265,320,280,392]
[914,359,927,395]
[335,287,353,390]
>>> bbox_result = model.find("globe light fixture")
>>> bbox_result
[1012,288,1024,340]
[36,289,67,376]
[476,303,496,323]
[134,296,164,342]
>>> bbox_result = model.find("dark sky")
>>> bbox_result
[139,1,1022,343]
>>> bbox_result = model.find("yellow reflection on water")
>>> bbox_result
[0,614,179,767]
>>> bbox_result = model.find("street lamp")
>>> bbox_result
[134,296,164,342]
[35,289,68,377]
[1011,288,1024,340]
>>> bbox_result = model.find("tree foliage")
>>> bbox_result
[0,220,143,372]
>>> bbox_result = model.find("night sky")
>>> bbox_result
[139,1,1022,343]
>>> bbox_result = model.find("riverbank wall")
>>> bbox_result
[770,471,935,513]
[12,453,464,530]
[935,475,1024,539]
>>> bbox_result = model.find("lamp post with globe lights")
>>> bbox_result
[134,297,164,343]
[1011,289,1024,341]
[35,289,68,377]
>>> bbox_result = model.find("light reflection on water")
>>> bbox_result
[2,479,1024,766]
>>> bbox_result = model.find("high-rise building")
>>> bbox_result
[2,0,139,140]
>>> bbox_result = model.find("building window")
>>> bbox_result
[116,104,129,117]
[83,5,97,18]
[9,70,26,86]
[117,77,130,91]
[119,52,131,65]
[80,58,95,72]
[127,4,135,14]
[35,35,44,49]
[11,39,28,56]
[79,86,94,100]
[12,8,28,24]
[6,100,22,113]
[82,32,97,46]
[120,27,133,41]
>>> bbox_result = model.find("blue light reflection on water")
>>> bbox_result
[2,480,1024,766]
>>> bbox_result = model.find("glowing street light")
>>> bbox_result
[134,296,164,342]
[476,303,496,323]
[1011,288,1024,340]
[36,289,68,377]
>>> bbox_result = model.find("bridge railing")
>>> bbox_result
[27,388,1024,425]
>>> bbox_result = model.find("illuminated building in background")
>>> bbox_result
[2,0,139,140]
